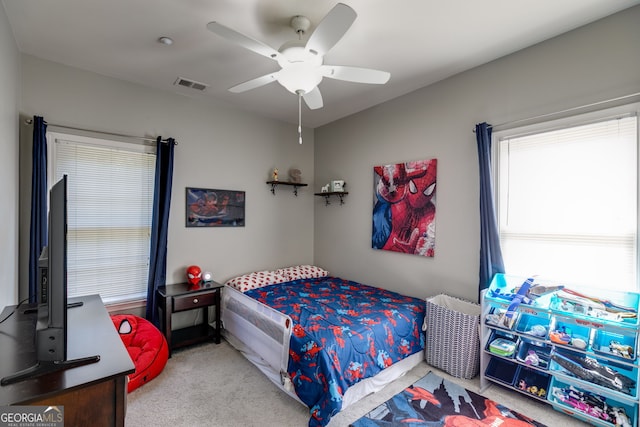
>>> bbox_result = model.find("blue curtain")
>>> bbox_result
[476,122,504,300]
[146,137,176,327]
[28,116,48,303]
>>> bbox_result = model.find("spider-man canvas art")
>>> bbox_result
[372,158,437,257]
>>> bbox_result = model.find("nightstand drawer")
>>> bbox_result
[173,291,217,312]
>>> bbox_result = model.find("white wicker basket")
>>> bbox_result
[424,294,481,379]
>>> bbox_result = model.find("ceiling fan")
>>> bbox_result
[206,3,390,113]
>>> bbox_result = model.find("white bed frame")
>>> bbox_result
[221,284,424,410]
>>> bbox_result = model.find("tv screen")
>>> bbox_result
[1,175,98,386]
[36,174,68,361]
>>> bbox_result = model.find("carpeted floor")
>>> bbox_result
[126,340,588,426]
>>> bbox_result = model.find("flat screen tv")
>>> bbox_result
[1,175,99,386]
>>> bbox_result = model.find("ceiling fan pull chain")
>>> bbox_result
[298,92,303,144]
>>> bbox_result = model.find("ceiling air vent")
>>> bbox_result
[174,77,208,91]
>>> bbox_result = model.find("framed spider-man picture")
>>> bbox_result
[186,187,245,227]
[372,158,437,257]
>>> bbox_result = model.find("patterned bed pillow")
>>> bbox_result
[225,270,289,292]
[276,265,329,281]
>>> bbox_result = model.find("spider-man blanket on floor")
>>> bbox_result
[245,277,425,427]
[351,371,546,427]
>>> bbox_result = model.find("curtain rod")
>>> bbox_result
[24,118,177,145]
[473,91,640,133]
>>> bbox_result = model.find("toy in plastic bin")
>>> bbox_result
[610,341,634,359]
[549,327,572,345]
[489,338,517,357]
[524,350,541,366]
[486,308,519,329]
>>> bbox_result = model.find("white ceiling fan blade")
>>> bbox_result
[229,72,280,93]
[207,21,281,61]
[321,65,390,84]
[302,87,323,110]
[305,3,356,56]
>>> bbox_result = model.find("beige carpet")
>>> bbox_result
[126,340,588,426]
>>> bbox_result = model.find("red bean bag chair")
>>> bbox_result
[111,314,169,392]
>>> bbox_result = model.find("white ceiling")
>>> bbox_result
[3,0,639,128]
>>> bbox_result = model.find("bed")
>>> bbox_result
[221,265,426,427]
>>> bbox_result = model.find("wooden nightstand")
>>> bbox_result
[157,281,223,357]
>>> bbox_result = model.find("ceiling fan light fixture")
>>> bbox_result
[276,63,322,94]
[206,2,389,136]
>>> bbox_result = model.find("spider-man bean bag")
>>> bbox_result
[111,314,168,392]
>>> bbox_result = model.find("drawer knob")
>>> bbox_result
[193,298,199,304]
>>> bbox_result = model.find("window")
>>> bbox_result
[48,132,155,304]
[494,105,639,291]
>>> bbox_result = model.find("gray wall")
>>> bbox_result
[0,3,20,308]
[4,5,640,307]
[18,55,315,300]
[313,6,640,302]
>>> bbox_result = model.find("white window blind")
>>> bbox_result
[48,132,155,303]
[496,111,638,291]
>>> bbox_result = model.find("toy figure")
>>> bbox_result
[611,407,632,427]
[186,265,202,286]
[549,327,572,345]
[524,350,540,366]
[527,324,547,337]
[610,341,634,359]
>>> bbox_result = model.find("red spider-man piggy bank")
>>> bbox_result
[186,265,202,286]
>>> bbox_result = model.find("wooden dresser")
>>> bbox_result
[0,294,135,426]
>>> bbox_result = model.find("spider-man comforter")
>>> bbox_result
[245,276,426,427]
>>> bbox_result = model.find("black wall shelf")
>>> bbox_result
[314,192,348,206]
[266,181,307,196]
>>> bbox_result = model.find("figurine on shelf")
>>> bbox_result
[289,168,302,183]
[273,168,279,181]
